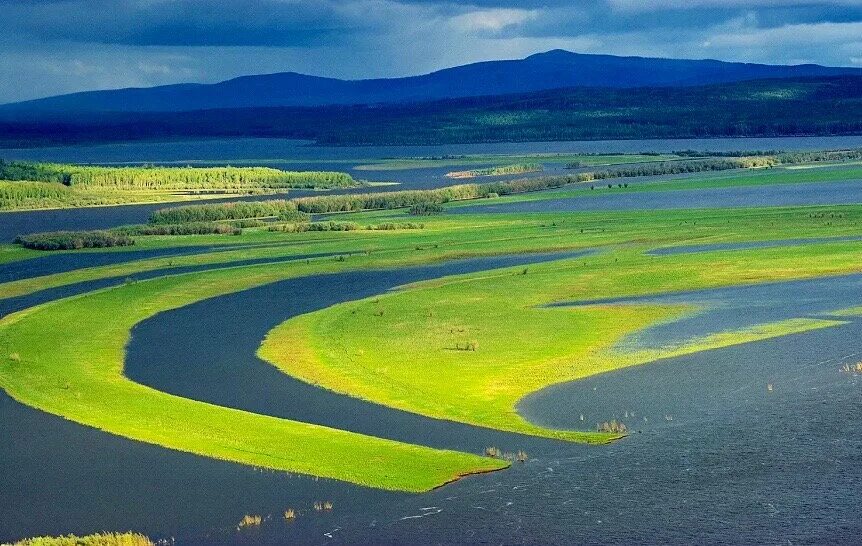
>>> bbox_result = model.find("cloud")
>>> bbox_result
[449,8,538,34]
[0,0,860,103]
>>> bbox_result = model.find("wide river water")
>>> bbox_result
[1,246,861,544]
[1,137,861,544]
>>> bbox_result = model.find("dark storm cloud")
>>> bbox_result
[1,0,367,47]
[1,0,861,103]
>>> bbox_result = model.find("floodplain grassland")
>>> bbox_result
[4,204,862,301]
[259,237,862,441]
[2,155,862,491]
[0,204,860,487]
[0,250,510,492]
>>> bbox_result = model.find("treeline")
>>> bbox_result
[776,149,862,165]
[268,221,425,233]
[149,200,309,224]
[0,180,70,209]
[673,149,862,164]
[572,157,777,181]
[0,160,356,190]
[446,163,542,179]
[14,230,134,250]
[116,222,246,236]
[150,157,774,219]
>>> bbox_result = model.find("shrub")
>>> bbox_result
[409,202,444,216]
[149,200,305,224]
[237,514,262,528]
[15,230,134,251]
[446,163,542,178]
[597,420,628,433]
[268,221,358,233]
[117,222,241,236]
[366,222,424,230]
[484,446,502,458]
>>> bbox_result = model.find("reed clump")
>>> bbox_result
[484,446,502,458]
[237,514,262,529]
[597,420,628,433]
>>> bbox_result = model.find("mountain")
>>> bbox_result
[3,50,862,114]
[3,76,860,147]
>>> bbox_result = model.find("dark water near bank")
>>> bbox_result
[2,248,861,544]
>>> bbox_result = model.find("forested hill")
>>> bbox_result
[2,49,861,114]
[1,76,861,147]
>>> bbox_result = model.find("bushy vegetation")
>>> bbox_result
[776,149,862,165]
[0,180,71,209]
[597,420,628,433]
[117,222,242,236]
[409,202,444,216]
[0,160,355,190]
[446,163,542,178]
[269,221,359,233]
[367,222,424,230]
[149,200,308,224]
[14,230,135,250]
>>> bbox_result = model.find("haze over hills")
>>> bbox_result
[3,49,862,114]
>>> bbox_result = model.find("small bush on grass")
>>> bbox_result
[409,202,444,216]
[15,230,134,251]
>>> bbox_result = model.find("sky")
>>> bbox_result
[1,0,861,103]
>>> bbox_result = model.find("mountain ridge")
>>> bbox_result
[3,49,861,114]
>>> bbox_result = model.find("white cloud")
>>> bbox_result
[449,8,538,34]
